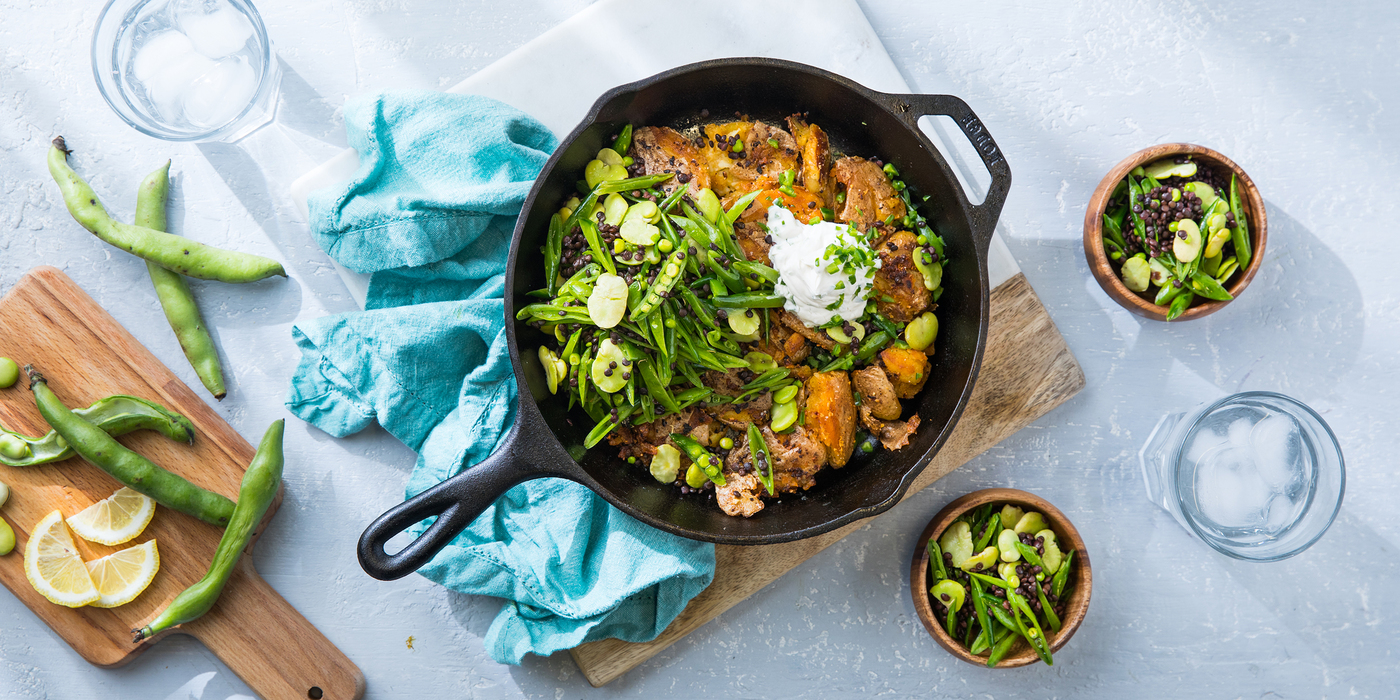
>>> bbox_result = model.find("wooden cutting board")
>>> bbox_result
[571,272,1085,685]
[0,267,365,700]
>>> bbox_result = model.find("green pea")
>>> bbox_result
[658,238,674,253]
[720,436,734,450]
[0,358,18,389]
[685,463,707,488]
[771,400,798,432]
[773,384,799,404]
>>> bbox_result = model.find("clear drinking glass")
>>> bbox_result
[91,0,280,142]
[1140,391,1344,562]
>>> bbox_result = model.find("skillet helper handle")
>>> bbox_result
[358,419,540,581]
[892,93,1012,249]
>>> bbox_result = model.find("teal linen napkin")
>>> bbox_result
[289,91,715,664]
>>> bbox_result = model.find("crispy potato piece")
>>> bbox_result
[724,425,827,494]
[748,325,808,367]
[804,371,856,468]
[878,347,930,399]
[716,393,773,431]
[871,230,931,323]
[851,366,901,421]
[831,156,906,232]
[733,221,771,265]
[787,115,833,204]
[716,472,764,517]
[632,126,711,197]
[703,121,799,197]
[778,310,834,351]
[858,407,922,451]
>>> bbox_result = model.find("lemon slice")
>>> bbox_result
[85,539,160,608]
[24,510,100,607]
[66,487,157,546]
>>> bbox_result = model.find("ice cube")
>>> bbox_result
[180,5,255,60]
[1185,428,1226,463]
[182,57,257,128]
[144,52,218,124]
[1227,416,1254,450]
[1251,414,1302,490]
[1263,494,1300,533]
[132,31,196,83]
[1196,446,1270,527]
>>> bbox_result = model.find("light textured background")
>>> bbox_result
[2,0,1398,698]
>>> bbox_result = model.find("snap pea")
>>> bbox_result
[134,419,284,642]
[0,394,195,467]
[26,367,233,526]
[580,220,616,275]
[670,433,727,486]
[1102,213,1126,250]
[1052,550,1075,598]
[1228,174,1252,270]
[986,626,1020,667]
[630,240,691,320]
[723,190,764,227]
[1189,271,1234,301]
[746,423,775,495]
[136,162,227,400]
[968,571,1011,589]
[637,360,680,414]
[1166,290,1195,321]
[610,124,633,157]
[1036,583,1062,632]
[1009,591,1054,665]
[47,138,285,283]
[969,579,995,655]
[1014,541,1047,570]
[974,513,1001,551]
[710,292,786,309]
[584,403,635,449]
[545,212,565,295]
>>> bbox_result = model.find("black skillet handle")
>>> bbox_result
[889,93,1012,251]
[357,407,571,581]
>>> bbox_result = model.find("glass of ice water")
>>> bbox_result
[1140,392,1344,562]
[91,0,280,142]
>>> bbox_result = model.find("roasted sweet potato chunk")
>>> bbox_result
[632,126,710,197]
[787,115,832,203]
[831,156,905,232]
[804,371,856,467]
[871,230,931,323]
[878,347,930,399]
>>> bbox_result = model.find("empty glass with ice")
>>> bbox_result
[1140,392,1344,561]
[92,0,280,141]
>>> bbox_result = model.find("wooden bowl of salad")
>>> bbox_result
[910,488,1092,668]
[1083,143,1267,321]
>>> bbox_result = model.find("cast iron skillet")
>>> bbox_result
[358,58,1010,580]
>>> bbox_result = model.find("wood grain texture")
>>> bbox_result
[570,272,1085,686]
[0,267,364,700]
[909,488,1093,668]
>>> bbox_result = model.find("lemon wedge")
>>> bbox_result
[24,510,100,607]
[85,539,160,608]
[66,487,157,546]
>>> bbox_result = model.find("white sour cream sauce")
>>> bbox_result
[766,206,880,327]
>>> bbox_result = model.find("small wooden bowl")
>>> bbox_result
[910,488,1092,668]
[1083,143,1268,321]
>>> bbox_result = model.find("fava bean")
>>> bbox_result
[0,358,18,389]
[48,138,285,283]
[134,419,284,642]
[1,394,194,467]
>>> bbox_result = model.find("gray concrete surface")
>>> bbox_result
[1,0,1397,697]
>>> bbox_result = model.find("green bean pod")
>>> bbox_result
[746,423,775,495]
[610,124,633,157]
[1228,174,1252,270]
[26,367,234,526]
[1,394,195,467]
[544,213,565,295]
[136,162,228,400]
[134,419,285,642]
[47,138,285,284]
[630,242,691,320]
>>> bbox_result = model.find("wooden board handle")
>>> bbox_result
[184,560,365,700]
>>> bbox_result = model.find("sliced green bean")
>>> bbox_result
[135,419,284,642]
[27,367,232,526]
[47,138,284,283]
[136,162,227,400]
[0,394,195,467]
[1189,271,1234,301]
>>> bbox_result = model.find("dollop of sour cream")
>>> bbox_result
[766,206,881,328]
